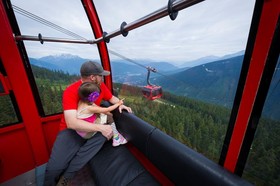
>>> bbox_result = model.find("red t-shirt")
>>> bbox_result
[59,80,113,131]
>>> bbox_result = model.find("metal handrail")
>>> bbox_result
[14,34,95,44]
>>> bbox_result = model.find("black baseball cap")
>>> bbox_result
[80,61,110,76]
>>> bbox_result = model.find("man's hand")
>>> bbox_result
[99,125,113,140]
[119,104,132,113]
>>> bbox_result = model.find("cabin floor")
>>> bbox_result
[1,164,95,186]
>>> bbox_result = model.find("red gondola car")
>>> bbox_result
[142,66,162,100]
[142,85,162,100]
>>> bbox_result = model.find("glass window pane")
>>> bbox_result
[11,0,100,115]
[32,66,79,115]
[0,95,20,127]
[95,0,255,163]
[0,81,4,94]
[243,56,280,185]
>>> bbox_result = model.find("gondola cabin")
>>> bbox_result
[142,85,163,100]
[0,0,279,185]
[142,66,163,100]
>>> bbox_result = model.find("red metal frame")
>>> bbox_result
[224,0,280,172]
[0,0,49,182]
[82,0,113,92]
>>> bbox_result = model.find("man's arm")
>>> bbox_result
[64,110,113,140]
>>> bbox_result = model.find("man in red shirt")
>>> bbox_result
[44,61,132,186]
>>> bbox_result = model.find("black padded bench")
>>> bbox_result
[89,141,160,186]
[107,111,254,186]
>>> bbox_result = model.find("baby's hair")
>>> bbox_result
[78,82,100,104]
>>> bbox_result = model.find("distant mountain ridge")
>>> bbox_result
[37,54,92,74]
[155,55,280,121]
[157,56,244,107]
[30,54,179,75]
[29,51,244,75]
[179,50,245,68]
[29,52,279,121]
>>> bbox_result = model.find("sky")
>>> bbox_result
[11,0,255,65]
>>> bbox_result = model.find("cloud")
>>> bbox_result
[11,0,255,65]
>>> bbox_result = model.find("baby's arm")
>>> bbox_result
[88,99,123,114]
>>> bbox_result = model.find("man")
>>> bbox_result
[44,61,132,186]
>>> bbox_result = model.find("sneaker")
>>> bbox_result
[112,133,127,147]
[56,176,70,186]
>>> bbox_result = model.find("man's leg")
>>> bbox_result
[62,132,107,179]
[44,129,85,186]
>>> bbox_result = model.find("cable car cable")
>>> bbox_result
[12,4,199,90]
[13,0,204,44]
[108,49,194,89]
[11,3,231,102]
[108,49,147,70]
[12,4,197,95]
[12,5,87,40]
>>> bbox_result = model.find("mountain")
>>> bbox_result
[143,62,178,72]
[38,54,91,75]
[29,54,179,85]
[179,50,245,68]
[264,68,280,120]
[157,55,244,107]
[29,54,178,77]
[29,58,61,70]
[29,53,280,120]
[29,50,245,75]
[29,51,244,76]
[180,55,220,68]
[220,50,245,60]
[110,61,146,85]
[156,55,280,121]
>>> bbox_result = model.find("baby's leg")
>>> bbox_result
[95,113,127,147]
[111,122,127,147]
[106,114,114,124]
